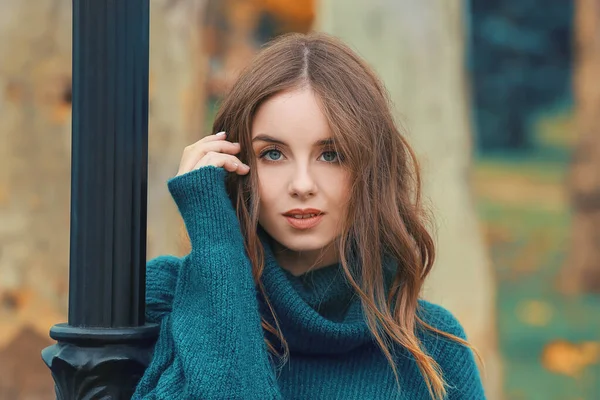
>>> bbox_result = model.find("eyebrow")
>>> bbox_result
[252,134,335,147]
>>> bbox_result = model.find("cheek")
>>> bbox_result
[327,171,351,205]
[256,167,282,213]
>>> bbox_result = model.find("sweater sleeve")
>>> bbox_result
[144,255,181,324]
[133,166,281,400]
[418,301,487,400]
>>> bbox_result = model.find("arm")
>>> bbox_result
[134,166,281,400]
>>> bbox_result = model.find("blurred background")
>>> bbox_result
[0,0,598,399]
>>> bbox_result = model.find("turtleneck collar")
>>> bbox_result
[257,235,397,356]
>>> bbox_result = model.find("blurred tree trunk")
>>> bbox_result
[316,1,503,398]
[559,0,600,294]
[147,0,209,258]
[0,0,207,397]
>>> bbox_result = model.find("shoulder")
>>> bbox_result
[416,299,467,340]
[415,299,469,358]
[416,300,486,399]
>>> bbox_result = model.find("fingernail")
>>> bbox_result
[216,131,226,136]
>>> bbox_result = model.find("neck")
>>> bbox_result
[270,241,340,277]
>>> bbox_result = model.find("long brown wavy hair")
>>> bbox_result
[200,32,478,399]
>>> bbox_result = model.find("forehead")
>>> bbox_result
[251,88,332,143]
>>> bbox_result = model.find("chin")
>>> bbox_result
[279,237,332,253]
[262,226,334,253]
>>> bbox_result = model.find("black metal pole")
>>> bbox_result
[42,0,158,398]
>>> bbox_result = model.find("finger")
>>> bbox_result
[199,131,228,143]
[181,141,241,170]
[195,152,250,175]
[196,152,249,174]
[179,137,239,175]
[198,140,241,157]
[182,131,228,158]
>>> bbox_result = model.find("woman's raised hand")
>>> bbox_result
[176,132,250,177]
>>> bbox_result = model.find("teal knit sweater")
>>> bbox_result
[132,166,486,399]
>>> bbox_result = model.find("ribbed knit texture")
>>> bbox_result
[132,166,486,400]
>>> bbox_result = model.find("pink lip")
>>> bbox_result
[282,208,325,230]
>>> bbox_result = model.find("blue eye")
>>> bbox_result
[263,149,282,161]
[320,151,339,162]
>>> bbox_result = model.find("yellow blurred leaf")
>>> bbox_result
[51,102,71,125]
[517,300,553,326]
[541,340,600,377]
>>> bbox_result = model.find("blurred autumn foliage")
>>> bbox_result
[0,0,599,399]
[474,136,600,397]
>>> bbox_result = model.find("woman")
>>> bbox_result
[133,32,486,400]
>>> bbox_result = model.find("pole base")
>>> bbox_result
[42,323,159,400]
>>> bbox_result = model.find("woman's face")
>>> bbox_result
[251,87,350,270]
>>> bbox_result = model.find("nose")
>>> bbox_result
[288,163,317,199]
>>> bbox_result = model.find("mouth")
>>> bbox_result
[282,209,325,230]
[285,213,321,219]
